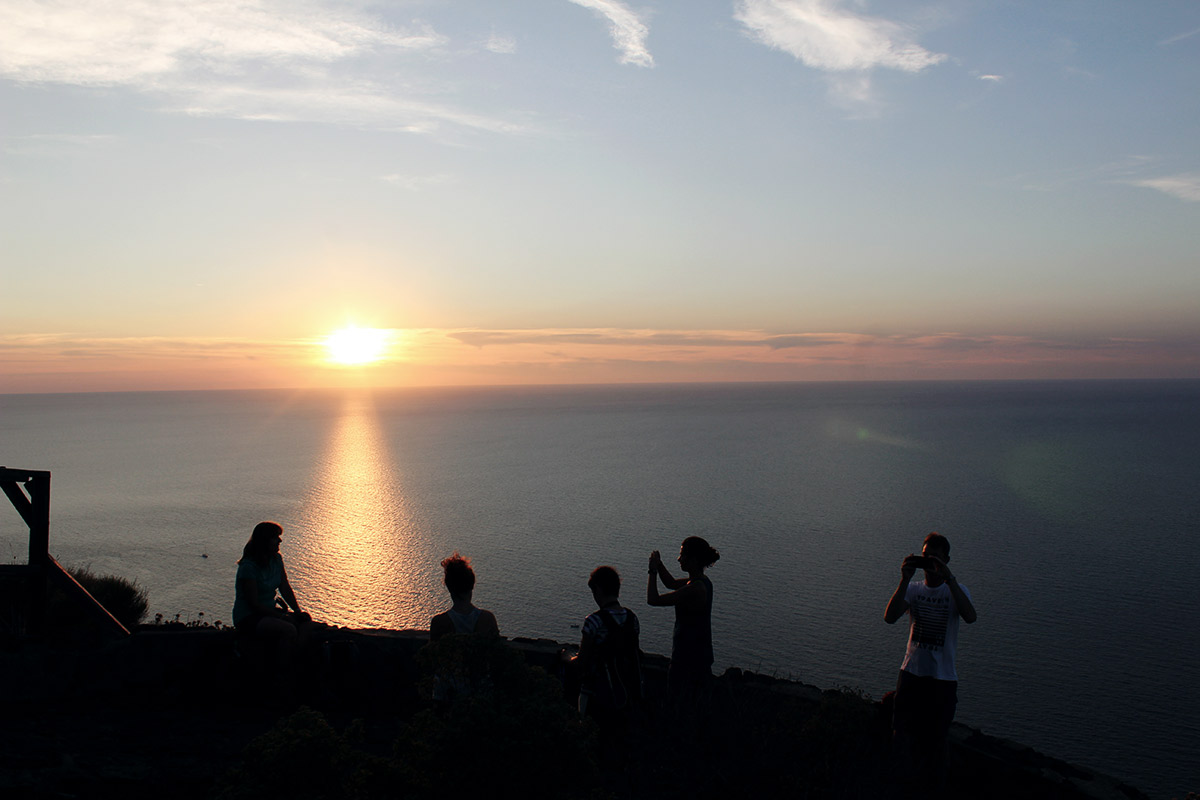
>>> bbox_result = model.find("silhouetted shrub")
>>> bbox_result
[218,639,601,799]
[796,688,884,794]
[652,683,886,799]
[216,707,386,800]
[394,634,601,798]
[64,565,149,629]
[43,565,149,634]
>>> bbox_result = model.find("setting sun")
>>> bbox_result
[324,326,390,365]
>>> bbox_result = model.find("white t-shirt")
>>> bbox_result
[899,580,971,681]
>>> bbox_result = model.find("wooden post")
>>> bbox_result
[28,471,51,634]
[27,471,50,566]
[1,468,52,635]
[1,467,128,638]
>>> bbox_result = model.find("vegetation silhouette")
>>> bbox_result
[48,565,148,632]
[219,635,601,799]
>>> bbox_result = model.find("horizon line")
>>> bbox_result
[4,374,1199,398]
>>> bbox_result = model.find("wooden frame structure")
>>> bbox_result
[1,466,129,637]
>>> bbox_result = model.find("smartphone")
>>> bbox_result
[910,556,938,570]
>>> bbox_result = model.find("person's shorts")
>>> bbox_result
[892,670,957,737]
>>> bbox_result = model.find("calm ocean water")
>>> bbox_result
[2,381,1198,797]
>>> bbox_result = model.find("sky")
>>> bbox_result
[1,0,1198,392]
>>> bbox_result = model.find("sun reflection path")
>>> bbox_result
[289,393,441,630]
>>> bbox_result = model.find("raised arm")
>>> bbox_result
[653,552,687,590]
[647,549,686,591]
[648,554,704,608]
[929,557,977,624]
[648,580,704,607]
[884,555,918,624]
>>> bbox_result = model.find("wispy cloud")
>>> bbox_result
[484,33,517,55]
[1009,158,1200,204]
[977,74,1003,82]
[2,133,118,156]
[443,328,1199,373]
[0,1,440,85]
[4,328,1197,392]
[379,172,456,190]
[0,333,306,361]
[825,72,882,117]
[567,0,655,68]
[0,332,326,392]
[1160,26,1200,46]
[1129,173,1200,203]
[0,1,526,135]
[998,155,1153,193]
[733,0,946,73]
[450,329,849,349]
[165,82,531,135]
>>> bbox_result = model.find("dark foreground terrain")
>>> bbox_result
[0,628,1155,799]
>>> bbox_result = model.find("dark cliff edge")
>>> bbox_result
[0,627,1154,799]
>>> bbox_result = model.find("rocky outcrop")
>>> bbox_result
[0,627,1152,799]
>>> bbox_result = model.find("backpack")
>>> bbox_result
[593,608,643,710]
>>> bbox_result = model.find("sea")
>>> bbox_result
[1,380,1197,797]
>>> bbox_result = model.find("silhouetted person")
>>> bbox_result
[647,536,719,711]
[569,566,642,738]
[884,532,977,796]
[429,553,499,707]
[232,521,311,669]
[429,552,499,640]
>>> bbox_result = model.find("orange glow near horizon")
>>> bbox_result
[1,327,1197,394]
[324,326,391,365]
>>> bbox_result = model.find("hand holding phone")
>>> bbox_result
[902,554,940,578]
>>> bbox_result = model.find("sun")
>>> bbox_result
[324,326,390,365]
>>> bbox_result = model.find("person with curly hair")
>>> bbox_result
[430,552,499,640]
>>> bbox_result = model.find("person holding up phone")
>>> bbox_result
[884,532,977,795]
[648,536,720,714]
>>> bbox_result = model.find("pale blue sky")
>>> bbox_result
[1,1,1198,390]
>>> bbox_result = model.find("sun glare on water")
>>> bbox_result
[324,326,390,365]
